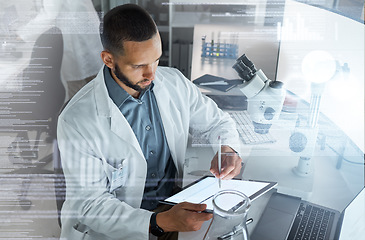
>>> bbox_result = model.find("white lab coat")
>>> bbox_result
[15,0,103,91]
[57,66,241,239]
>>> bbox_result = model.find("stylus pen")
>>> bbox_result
[218,136,222,188]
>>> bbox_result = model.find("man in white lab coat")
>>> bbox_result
[57,4,243,240]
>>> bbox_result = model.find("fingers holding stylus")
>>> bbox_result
[210,146,242,180]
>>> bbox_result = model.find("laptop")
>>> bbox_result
[251,187,365,240]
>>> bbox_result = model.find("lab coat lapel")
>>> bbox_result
[109,108,145,160]
[93,67,145,160]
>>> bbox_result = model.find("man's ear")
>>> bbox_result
[101,51,114,69]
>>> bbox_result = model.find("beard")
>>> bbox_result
[113,64,150,93]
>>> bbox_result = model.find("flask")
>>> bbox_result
[203,190,251,240]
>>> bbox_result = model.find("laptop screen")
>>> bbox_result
[338,188,365,239]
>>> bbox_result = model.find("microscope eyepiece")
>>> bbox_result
[237,54,257,73]
[233,54,258,81]
[232,60,254,81]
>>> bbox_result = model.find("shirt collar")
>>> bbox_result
[104,66,154,108]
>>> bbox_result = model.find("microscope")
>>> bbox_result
[232,54,286,134]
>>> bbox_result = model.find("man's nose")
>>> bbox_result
[143,65,156,80]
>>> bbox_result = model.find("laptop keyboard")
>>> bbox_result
[228,111,276,145]
[287,202,336,240]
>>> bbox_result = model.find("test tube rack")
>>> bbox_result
[201,42,238,59]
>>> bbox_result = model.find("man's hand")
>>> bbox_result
[156,202,213,232]
[210,145,242,180]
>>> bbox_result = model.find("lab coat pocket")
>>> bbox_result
[109,160,128,193]
[70,222,91,240]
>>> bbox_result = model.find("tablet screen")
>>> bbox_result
[162,176,277,212]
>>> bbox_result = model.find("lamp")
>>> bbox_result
[290,51,336,177]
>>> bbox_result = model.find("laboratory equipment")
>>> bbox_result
[204,190,251,240]
[290,51,337,176]
[201,35,238,59]
[232,54,285,134]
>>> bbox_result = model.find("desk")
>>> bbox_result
[179,92,364,239]
[183,18,364,240]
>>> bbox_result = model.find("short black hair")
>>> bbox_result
[100,4,157,55]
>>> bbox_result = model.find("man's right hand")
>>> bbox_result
[156,202,213,232]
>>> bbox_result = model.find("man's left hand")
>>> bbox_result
[210,146,242,180]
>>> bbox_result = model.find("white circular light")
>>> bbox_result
[301,51,336,83]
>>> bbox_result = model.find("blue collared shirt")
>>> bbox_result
[104,66,176,210]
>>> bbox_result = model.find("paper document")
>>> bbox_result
[161,176,277,212]
[200,81,228,86]
[193,74,242,92]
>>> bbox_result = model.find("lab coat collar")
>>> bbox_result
[103,65,155,108]
[91,66,180,176]
[94,66,112,117]
[94,66,159,117]
[92,66,146,160]
[92,66,175,164]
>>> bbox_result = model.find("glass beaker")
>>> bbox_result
[203,190,251,240]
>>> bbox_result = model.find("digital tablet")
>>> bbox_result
[160,176,277,213]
